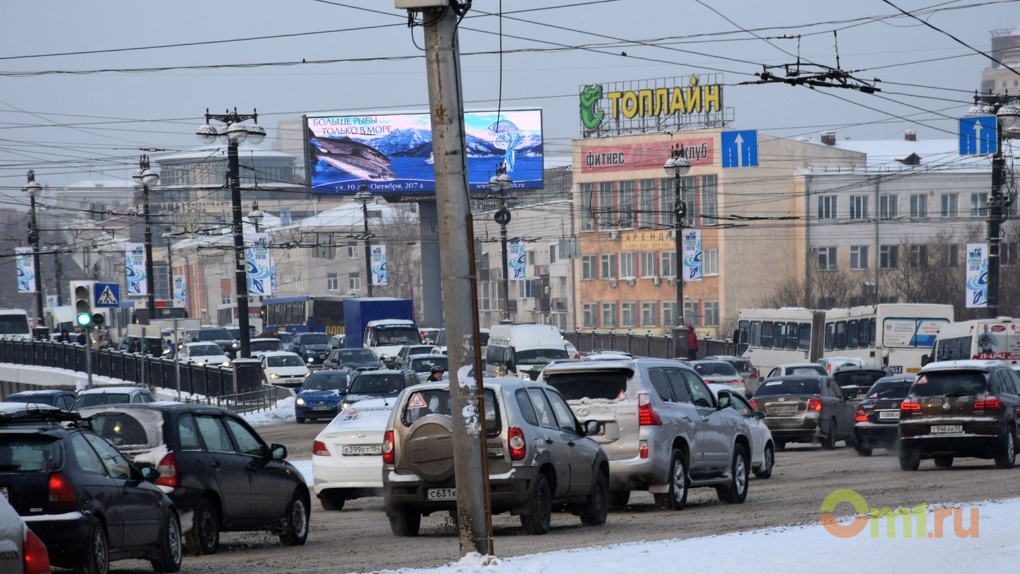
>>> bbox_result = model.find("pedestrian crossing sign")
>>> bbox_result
[94,282,120,308]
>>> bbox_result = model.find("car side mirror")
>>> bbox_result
[755,410,766,420]
[584,420,600,436]
[271,443,288,460]
[717,391,732,410]
[139,465,160,482]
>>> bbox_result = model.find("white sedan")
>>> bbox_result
[708,383,775,479]
[311,397,394,510]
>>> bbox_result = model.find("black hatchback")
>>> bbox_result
[852,375,914,456]
[0,405,183,573]
[80,403,310,556]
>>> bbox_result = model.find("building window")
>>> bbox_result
[601,303,617,328]
[941,194,958,218]
[816,247,837,271]
[641,302,658,327]
[1003,242,1019,266]
[581,255,596,280]
[314,234,336,259]
[348,273,361,292]
[970,193,988,218]
[619,252,635,279]
[640,252,657,278]
[700,175,718,222]
[661,251,676,278]
[327,273,339,291]
[941,244,959,268]
[910,194,928,218]
[661,179,675,229]
[850,246,869,270]
[600,254,617,279]
[703,248,719,276]
[662,301,678,327]
[221,291,231,305]
[580,183,595,231]
[347,241,359,259]
[849,195,868,220]
[621,302,636,327]
[618,180,635,228]
[909,245,928,269]
[684,301,700,326]
[703,302,720,327]
[818,196,837,220]
[582,303,597,328]
[637,179,655,229]
[880,245,899,269]
[597,182,614,230]
[879,194,898,220]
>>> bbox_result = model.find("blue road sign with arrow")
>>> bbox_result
[721,130,759,168]
[94,283,120,308]
[959,116,998,155]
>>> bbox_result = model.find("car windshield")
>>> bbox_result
[225,327,241,338]
[338,349,378,362]
[834,370,888,389]
[349,374,406,394]
[298,334,331,345]
[88,410,162,450]
[190,344,223,356]
[251,339,282,351]
[692,362,739,377]
[787,366,826,376]
[912,372,988,397]
[403,346,435,357]
[303,373,349,392]
[268,355,305,368]
[72,393,131,408]
[516,348,569,366]
[865,379,914,400]
[755,378,821,397]
[376,327,421,345]
[0,435,63,472]
[196,329,232,341]
[544,369,630,401]
[410,356,447,372]
[3,395,50,404]
[277,332,294,344]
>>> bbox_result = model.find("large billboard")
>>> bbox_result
[305,109,543,198]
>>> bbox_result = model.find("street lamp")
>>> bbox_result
[967,94,1020,318]
[663,144,691,326]
[196,108,265,359]
[489,164,513,322]
[133,155,159,320]
[162,227,174,303]
[355,185,374,297]
[22,171,44,331]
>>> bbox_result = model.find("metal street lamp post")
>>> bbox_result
[663,144,691,326]
[355,186,374,297]
[196,108,265,359]
[489,164,513,322]
[248,203,266,323]
[133,155,159,320]
[22,171,44,331]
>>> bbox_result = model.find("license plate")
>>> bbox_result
[427,488,456,501]
[0,486,7,500]
[931,424,963,434]
[312,406,331,411]
[768,406,797,415]
[878,411,900,420]
[341,445,381,456]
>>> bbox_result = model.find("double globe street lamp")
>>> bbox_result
[489,164,513,322]
[22,171,44,331]
[132,155,160,319]
[663,144,691,327]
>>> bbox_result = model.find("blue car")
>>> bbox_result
[295,369,352,423]
[2,389,77,411]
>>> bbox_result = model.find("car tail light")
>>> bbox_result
[749,398,758,411]
[24,527,51,574]
[900,401,921,412]
[637,392,661,426]
[382,430,395,464]
[731,379,742,387]
[508,427,526,461]
[638,440,649,459]
[312,440,330,457]
[155,453,178,488]
[975,397,1003,410]
[854,405,868,423]
[808,398,823,412]
[751,369,759,379]
[47,472,77,513]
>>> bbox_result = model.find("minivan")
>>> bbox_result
[484,324,571,381]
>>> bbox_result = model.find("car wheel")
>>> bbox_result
[278,492,310,546]
[608,489,630,508]
[579,470,609,526]
[185,499,220,556]
[933,456,954,468]
[995,427,1016,469]
[753,443,774,479]
[653,448,688,511]
[296,416,305,424]
[899,445,921,471]
[717,444,749,504]
[151,511,183,573]
[520,474,552,534]
[319,490,346,511]
[389,508,422,536]
[74,519,109,574]
[855,445,873,457]
[821,419,837,450]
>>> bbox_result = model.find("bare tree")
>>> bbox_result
[809,268,857,308]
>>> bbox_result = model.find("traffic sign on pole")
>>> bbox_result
[959,116,998,155]
[721,130,759,168]
[93,283,120,308]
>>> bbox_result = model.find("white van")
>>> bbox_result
[484,323,571,380]
[925,317,1020,365]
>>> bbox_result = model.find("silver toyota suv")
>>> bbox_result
[539,357,752,510]
[382,378,610,536]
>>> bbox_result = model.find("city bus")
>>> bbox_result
[261,295,346,334]
[737,304,954,376]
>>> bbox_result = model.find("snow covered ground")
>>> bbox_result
[240,400,1018,574]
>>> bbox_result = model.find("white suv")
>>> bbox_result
[539,357,753,509]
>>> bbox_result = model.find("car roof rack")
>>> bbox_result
[0,405,84,426]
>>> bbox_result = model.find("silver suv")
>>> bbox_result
[382,378,609,536]
[539,357,753,510]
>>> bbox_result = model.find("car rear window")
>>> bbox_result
[350,374,406,394]
[755,378,821,397]
[88,409,164,452]
[834,370,887,389]
[692,362,738,376]
[912,372,988,397]
[865,379,913,400]
[73,393,130,408]
[0,435,63,472]
[400,387,499,437]
[543,369,630,401]
[298,334,331,345]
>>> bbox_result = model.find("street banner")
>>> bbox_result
[246,233,273,296]
[125,243,147,296]
[509,241,526,280]
[172,275,187,307]
[966,243,988,308]
[15,247,34,293]
[683,229,703,282]
[371,245,388,285]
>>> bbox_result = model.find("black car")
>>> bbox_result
[324,348,385,371]
[80,403,310,556]
[2,389,77,411]
[832,365,891,400]
[0,405,183,573]
[852,375,914,456]
[750,375,856,450]
[184,327,237,357]
[288,332,332,368]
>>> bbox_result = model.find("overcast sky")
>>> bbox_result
[1,0,1015,198]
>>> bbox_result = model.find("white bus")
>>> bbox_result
[0,309,32,339]
[925,317,1020,365]
[737,304,954,376]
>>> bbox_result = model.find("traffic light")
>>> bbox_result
[71,281,95,328]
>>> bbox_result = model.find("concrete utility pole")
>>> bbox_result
[418,1,492,556]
